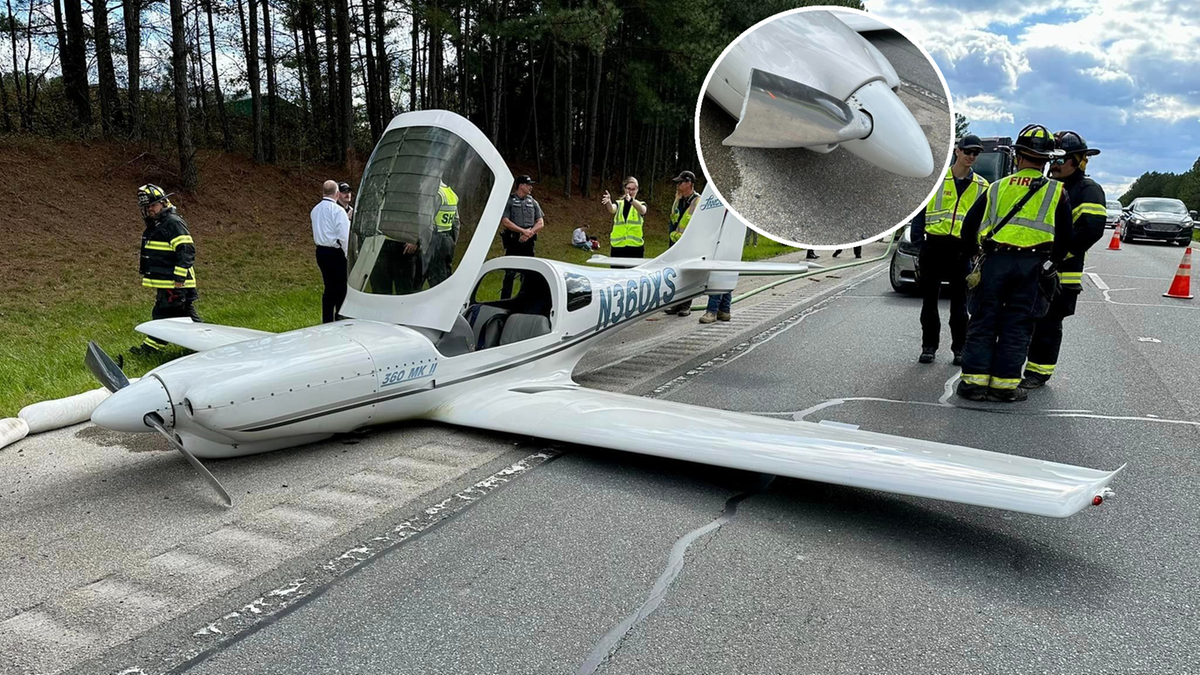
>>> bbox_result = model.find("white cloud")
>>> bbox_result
[956,94,1015,123]
[1135,94,1200,123]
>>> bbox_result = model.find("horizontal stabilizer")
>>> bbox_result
[136,318,274,352]
[438,385,1122,518]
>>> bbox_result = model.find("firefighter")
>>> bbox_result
[913,135,991,365]
[130,184,200,355]
[955,124,1073,402]
[1021,131,1106,389]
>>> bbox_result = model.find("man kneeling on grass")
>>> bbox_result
[129,184,201,356]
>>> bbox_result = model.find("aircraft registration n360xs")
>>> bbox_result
[87,110,1121,516]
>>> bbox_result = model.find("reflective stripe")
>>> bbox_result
[990,376,1021,390]
[173,266,189,277]
[170,234,194,248]
[142,278,175,288]
[961,373,990,386]
[144,241,173,251]
[1072,202,1107,219]
[1059,272,1083,285]
[1025,362,1056,375]
[142,337,168,349]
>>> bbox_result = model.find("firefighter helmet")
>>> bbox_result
[1013,124,1063,159]
[137,184,173,218]
[1054,130,1100,157]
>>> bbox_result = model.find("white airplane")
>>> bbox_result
[704,9,936,177]
[88,110,1121,517]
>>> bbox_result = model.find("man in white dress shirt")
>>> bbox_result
[312,179,351,323]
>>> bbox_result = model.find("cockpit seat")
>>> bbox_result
[464,304,509,350]
[498,313,551,345]
[436,314,476,356]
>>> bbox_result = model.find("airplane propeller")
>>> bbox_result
[85,341,233,506]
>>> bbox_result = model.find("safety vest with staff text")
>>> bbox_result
[978,168,1064,248]
[435,183,459,233]
[611,199,645,248]
[925,167,989,238]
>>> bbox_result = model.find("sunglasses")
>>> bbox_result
[961,148,981,156]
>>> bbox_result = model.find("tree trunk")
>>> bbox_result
[335,0,351,164]
[93,0,123,134]
[193,7,210,142]
[123,0,141,137]
[454,3,464,114]
[248,0,263,161]
[300,1,324,141]
[409,0,418,110]
[262,0,277,162]
[581,49,602,197]
[562,43,572,197]
[373,0,390,120]
[6,0,22,129]
[169,0,198,189]
[0,39,9,132]
[61,0,91,125]
[361,0,379,140]
[324,0,339,159]
[205,0,231,150]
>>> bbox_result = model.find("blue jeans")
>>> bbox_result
[706,293,731,313]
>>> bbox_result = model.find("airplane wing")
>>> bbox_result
[436,384,1121,518]
[585,256,808,275]
[136,318,274,352]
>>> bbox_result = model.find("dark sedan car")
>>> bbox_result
[1119,197,1196,245]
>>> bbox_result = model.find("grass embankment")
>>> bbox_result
[0,138,796,415]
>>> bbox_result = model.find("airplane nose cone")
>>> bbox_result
[840,80,935,178]
[91,376,174,433]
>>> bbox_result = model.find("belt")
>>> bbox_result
[993,245,1050,254]
[316,244,342,251]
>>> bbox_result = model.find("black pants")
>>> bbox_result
[961,251,1046,391]
[610,245,645,258]
[918,237,968,352]
[501,236,536,299]
[369,239,423,297]
[425,232,456,289]
[316,245,348,323]
[833,246,862,257]
[1025,288,1079,382]
[145,288,198,348]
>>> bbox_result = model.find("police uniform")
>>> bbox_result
[137,188,200,351]
[501,187,543,299]
[957,125,1073,402]
[610,198,646,258]
[424,182,460,288]
[1023,134,1106,388]
[913,164,990,361]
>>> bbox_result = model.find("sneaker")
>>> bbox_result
[1019,376,1046,389]
[955,381,988,401]
[699,311,718,324]
[952,351,963,366]
[676,306,692,317]
[988,387,1028,402]
[806,251,820,259]
[918,348,935,364]
[717,311,732,322]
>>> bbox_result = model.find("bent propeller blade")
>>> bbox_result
[723,69,872,148]
[144,412,233,506]
[86,340,131,393]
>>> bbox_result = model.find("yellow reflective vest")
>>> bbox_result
[669,193,698,243]
[611,199,645,248]
[926,168,989,238]
[435,183,459,233]
[978,168,1064,248]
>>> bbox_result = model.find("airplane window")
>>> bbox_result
[564,272,592,311]
[348,125,495,296]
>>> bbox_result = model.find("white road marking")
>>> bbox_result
[1087,272,1109,290]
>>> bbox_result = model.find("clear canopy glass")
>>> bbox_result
[348,125,496,295]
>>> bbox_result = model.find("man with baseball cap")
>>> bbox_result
[665,170,701,316]
[499,175,544,298]
[337,181,354,220]
[910,134,991,365]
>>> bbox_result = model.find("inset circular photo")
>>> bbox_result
[696,7,954,248]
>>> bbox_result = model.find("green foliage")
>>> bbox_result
[955,113,969,138]
[1120,158,1200,215]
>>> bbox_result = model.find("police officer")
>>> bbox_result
[1021,131,1106,390]
[665,170,700,316]
[602,176,647,258]
[956,124,1073,402]
[424,181,460,288]
[130,184,200,355]
[913,135,991,365]
[499,175,544,298]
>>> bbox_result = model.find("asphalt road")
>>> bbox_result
[152,241,1199,674]
[697,29,952,248]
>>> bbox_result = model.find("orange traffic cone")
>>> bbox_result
[1107,224,1121,250]
[1163,247,1194,299]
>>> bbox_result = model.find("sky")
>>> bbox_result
[864,0,1200,198]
